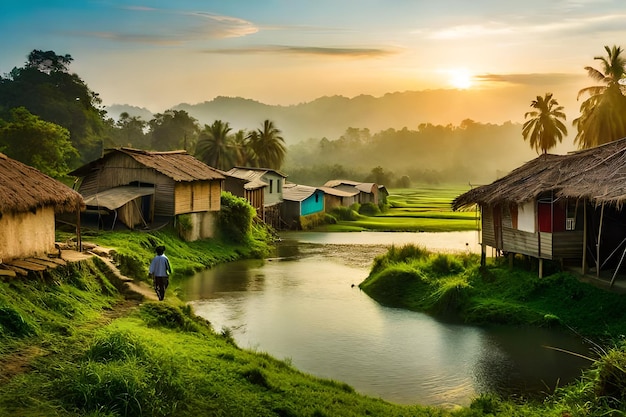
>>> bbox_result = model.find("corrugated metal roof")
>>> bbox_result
[323,179,376,193]
[283,184,317,202]
[317,186,358,197]
[83,186,154,210]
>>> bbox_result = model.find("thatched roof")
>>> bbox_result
[0,153,84,215]
[69,148,225,182]
[453,137,626,210]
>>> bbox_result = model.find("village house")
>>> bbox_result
[69,148,224,241]
[281,183,325,229]
[223,167,287,228]
[323,180,380,205]
[0,153,84,272]
[453,137,626,282]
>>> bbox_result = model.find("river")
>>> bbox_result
[178,231,591,407]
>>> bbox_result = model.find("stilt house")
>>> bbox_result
[69,148,224,241]
[453,137,626,282]
[0,153,84,263]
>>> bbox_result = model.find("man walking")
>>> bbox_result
[149,245,172,301]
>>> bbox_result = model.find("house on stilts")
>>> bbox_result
[0,153,84,275]
[453,136,626,283]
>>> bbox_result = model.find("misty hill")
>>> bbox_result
[171,89,537,144]
[107,88,561,145]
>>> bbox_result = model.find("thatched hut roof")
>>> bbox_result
[0,153,84,215]
[69,148,225,182]
[453,137,626,210]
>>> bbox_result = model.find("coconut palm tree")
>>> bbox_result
[248,120,286,169]
[522,93,568,154]
[573,45,626,149]
[195,120,234,170]
[231,129,256,167]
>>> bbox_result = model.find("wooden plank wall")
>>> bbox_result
[552,231,584,258]
[501,226,544,258]
[481,207,497,248]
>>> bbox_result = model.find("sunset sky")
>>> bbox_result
[1,0,625,118]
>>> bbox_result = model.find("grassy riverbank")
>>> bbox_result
[4,228,626,416]
[360,245,626,415]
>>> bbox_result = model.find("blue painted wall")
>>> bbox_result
[301,190,324,215]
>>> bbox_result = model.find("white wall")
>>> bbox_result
[0,207,56,261]
[518,200,535,232]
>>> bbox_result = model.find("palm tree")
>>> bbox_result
[195,120,234,170]
[573,45,626,149]
[248,120,286,169]
[231,129,256,167]
[522,93,568,154]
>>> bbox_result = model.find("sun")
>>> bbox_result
[448,68,473,89]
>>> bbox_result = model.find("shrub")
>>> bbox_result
[358,202,380,216]
[330,206,359,221]
[218,191,256,243]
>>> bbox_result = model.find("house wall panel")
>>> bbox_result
[0,207,55,261]
[481,208,496,248]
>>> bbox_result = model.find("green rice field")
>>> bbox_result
[324,185,481,232]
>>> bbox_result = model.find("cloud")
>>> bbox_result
[201,45,398,58]
[426,13,626,40]
[70,6,258,45]
[475,73,586,87]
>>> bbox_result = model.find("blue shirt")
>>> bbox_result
[149,254,171,277]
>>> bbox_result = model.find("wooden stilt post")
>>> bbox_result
[597,203,605,278]
[76,200,82,252]
[582,201,587,275]
[539,258,543,278]
[480,242,486,267]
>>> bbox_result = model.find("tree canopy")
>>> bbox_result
[0,107,78,177]
[0,50,106,164]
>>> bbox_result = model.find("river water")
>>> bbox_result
[178,231,592,407]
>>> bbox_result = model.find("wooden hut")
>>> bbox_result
[281,183,325,229]
[453,137,626,282]
[69,148,224,241]
[0,153,84,264]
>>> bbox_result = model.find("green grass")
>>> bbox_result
[324,185,480,232]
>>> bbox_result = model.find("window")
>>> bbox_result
[270,179,273,194]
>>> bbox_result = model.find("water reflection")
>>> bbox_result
[179,233,591,407]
